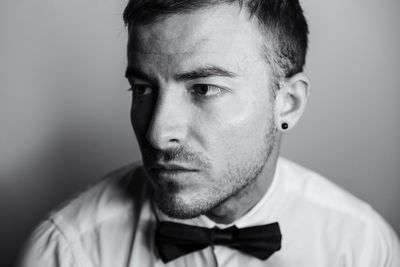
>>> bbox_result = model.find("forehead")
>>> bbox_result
[127,4,268,76]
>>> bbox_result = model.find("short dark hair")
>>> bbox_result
[123,0,308,83]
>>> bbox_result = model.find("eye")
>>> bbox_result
[190,84,223,98]
[129,84,153,97]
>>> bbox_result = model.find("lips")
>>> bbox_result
[148,163,199,180]
[150,162,198,172]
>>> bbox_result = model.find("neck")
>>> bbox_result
[206,141,281,224]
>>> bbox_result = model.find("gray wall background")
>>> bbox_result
[0,0,399,266]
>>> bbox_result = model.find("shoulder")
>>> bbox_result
[279,157,377,220]
[47,162,149,239]
[17,163,151,267]
[278,157,400,265]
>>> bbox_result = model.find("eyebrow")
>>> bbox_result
[125,67,153,82]
[174,66,237,81]
[125,65,237,82]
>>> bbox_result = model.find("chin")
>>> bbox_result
[155,189,219,219]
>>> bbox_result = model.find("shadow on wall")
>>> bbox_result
[0,0,134,265]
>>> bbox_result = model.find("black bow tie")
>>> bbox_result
[155,221,282,263]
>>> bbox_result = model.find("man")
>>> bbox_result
[18,0,400,266]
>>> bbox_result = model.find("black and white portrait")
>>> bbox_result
[1,0,399,266]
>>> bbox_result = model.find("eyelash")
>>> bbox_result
[189,84,224,99]
[128,85,153,96]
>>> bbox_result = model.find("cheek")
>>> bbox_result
[196,94,272,162]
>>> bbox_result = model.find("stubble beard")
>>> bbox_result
[153,121,278,220]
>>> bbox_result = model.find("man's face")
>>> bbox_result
[127,4,277,219]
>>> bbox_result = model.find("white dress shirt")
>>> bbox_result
[18,157,400,267]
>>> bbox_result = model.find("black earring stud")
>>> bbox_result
[282,122,289,130]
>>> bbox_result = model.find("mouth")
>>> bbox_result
[149,163,200,180]
[148,163,199,177]
[150,162,198,171]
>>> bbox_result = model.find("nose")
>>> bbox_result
[146,87,189,150]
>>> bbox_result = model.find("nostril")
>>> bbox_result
[145,121,185,150]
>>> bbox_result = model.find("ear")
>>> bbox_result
[274,73,310,132]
